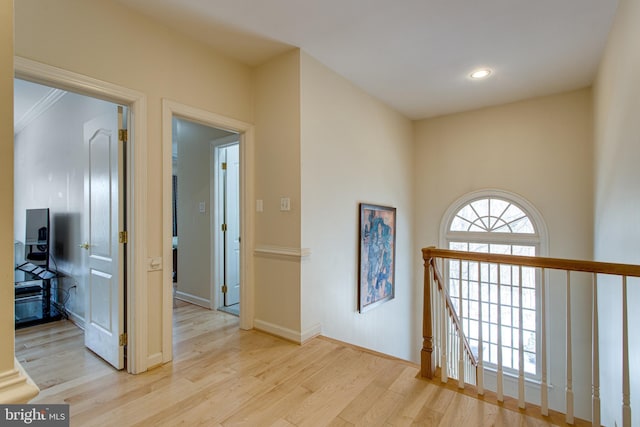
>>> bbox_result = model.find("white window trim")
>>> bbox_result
[439,189,548,255]
[439,188,550,379]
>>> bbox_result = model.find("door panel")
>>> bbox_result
[224,144,240,307]
[83,108,124,370]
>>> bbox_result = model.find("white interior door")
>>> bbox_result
[224,144,240,307]
[83,107,125,369]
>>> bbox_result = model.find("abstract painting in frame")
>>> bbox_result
[358,203,396,312]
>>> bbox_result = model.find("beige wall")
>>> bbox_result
[1,0,15,373]
[14,0,253,360]
[413,89,594,417]
[252,49,302,335]
[414,89,594,260]
[300,53,417,360]
[253,49,301,247]
[593,0,640,424]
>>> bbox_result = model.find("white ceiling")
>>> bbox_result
[114,0,619,119]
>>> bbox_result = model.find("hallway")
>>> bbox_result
[16,302,582,426]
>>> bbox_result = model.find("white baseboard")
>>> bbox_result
[175,291,211,309]
[146,352,163,369]
[254,319,322,344]
[65,310,85,330]
[0,361,40,403]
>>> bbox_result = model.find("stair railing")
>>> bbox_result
[422,246,640,427]
[422,254,478,388]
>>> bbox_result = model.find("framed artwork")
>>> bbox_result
[358,203,396,312]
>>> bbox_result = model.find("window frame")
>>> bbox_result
[439,189,549,380]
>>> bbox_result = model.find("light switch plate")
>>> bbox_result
[199,201,206,213]
[256,199,264,212]
[280,197,290,211]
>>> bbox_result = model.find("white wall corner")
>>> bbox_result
[0,360,40,403]
[301,323,322,344]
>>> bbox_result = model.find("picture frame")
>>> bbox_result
[358,203,396,312]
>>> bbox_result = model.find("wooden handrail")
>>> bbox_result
[423,247,640,277]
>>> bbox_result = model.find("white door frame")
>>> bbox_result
[161,99,255,363]
[14,57,149,374]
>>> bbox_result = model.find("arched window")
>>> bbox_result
[441,190,547,377]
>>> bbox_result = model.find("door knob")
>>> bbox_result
[79,242,90,250]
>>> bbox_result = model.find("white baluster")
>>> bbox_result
[497,263,504,402]
[433,265,440,370]
[541,268,548,416]
[459,260,464,389]
[464,357,468,384]
[450,320,456,379]
[448,324,451,376]
[592,273,600,427]
[566,271,574,424]
[457,329,460,380]
[441,277,447,383]
[518,265,525,409]
[437,264,443,371]
[622,276,631,427]
[455,325,459,379]
[477,261,484,396]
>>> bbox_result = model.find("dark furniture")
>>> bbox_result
[24,208,50,270]
[15,263,61,328]
[173,247,177,282]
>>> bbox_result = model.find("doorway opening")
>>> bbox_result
[13,76,129,388]
[162,99,254,364]
[171,118,240,318]
[16,57,148,375]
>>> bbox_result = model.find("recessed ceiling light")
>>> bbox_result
[470,68,492,79]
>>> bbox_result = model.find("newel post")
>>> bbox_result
[421,247,436,378]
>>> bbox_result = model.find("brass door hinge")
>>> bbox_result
[119,129,128,142]
[221,223,227,232]
[119,231,128,244]
[221,162,227,170]
[119,332,127,347]
[222,285,228,293]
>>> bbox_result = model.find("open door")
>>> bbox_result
[222,143,240,307]
[82,106,125,369]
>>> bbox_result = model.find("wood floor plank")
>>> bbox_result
[16,302,585,426]
[221,385,312,426]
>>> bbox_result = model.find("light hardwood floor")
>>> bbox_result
[15,301,585,426]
